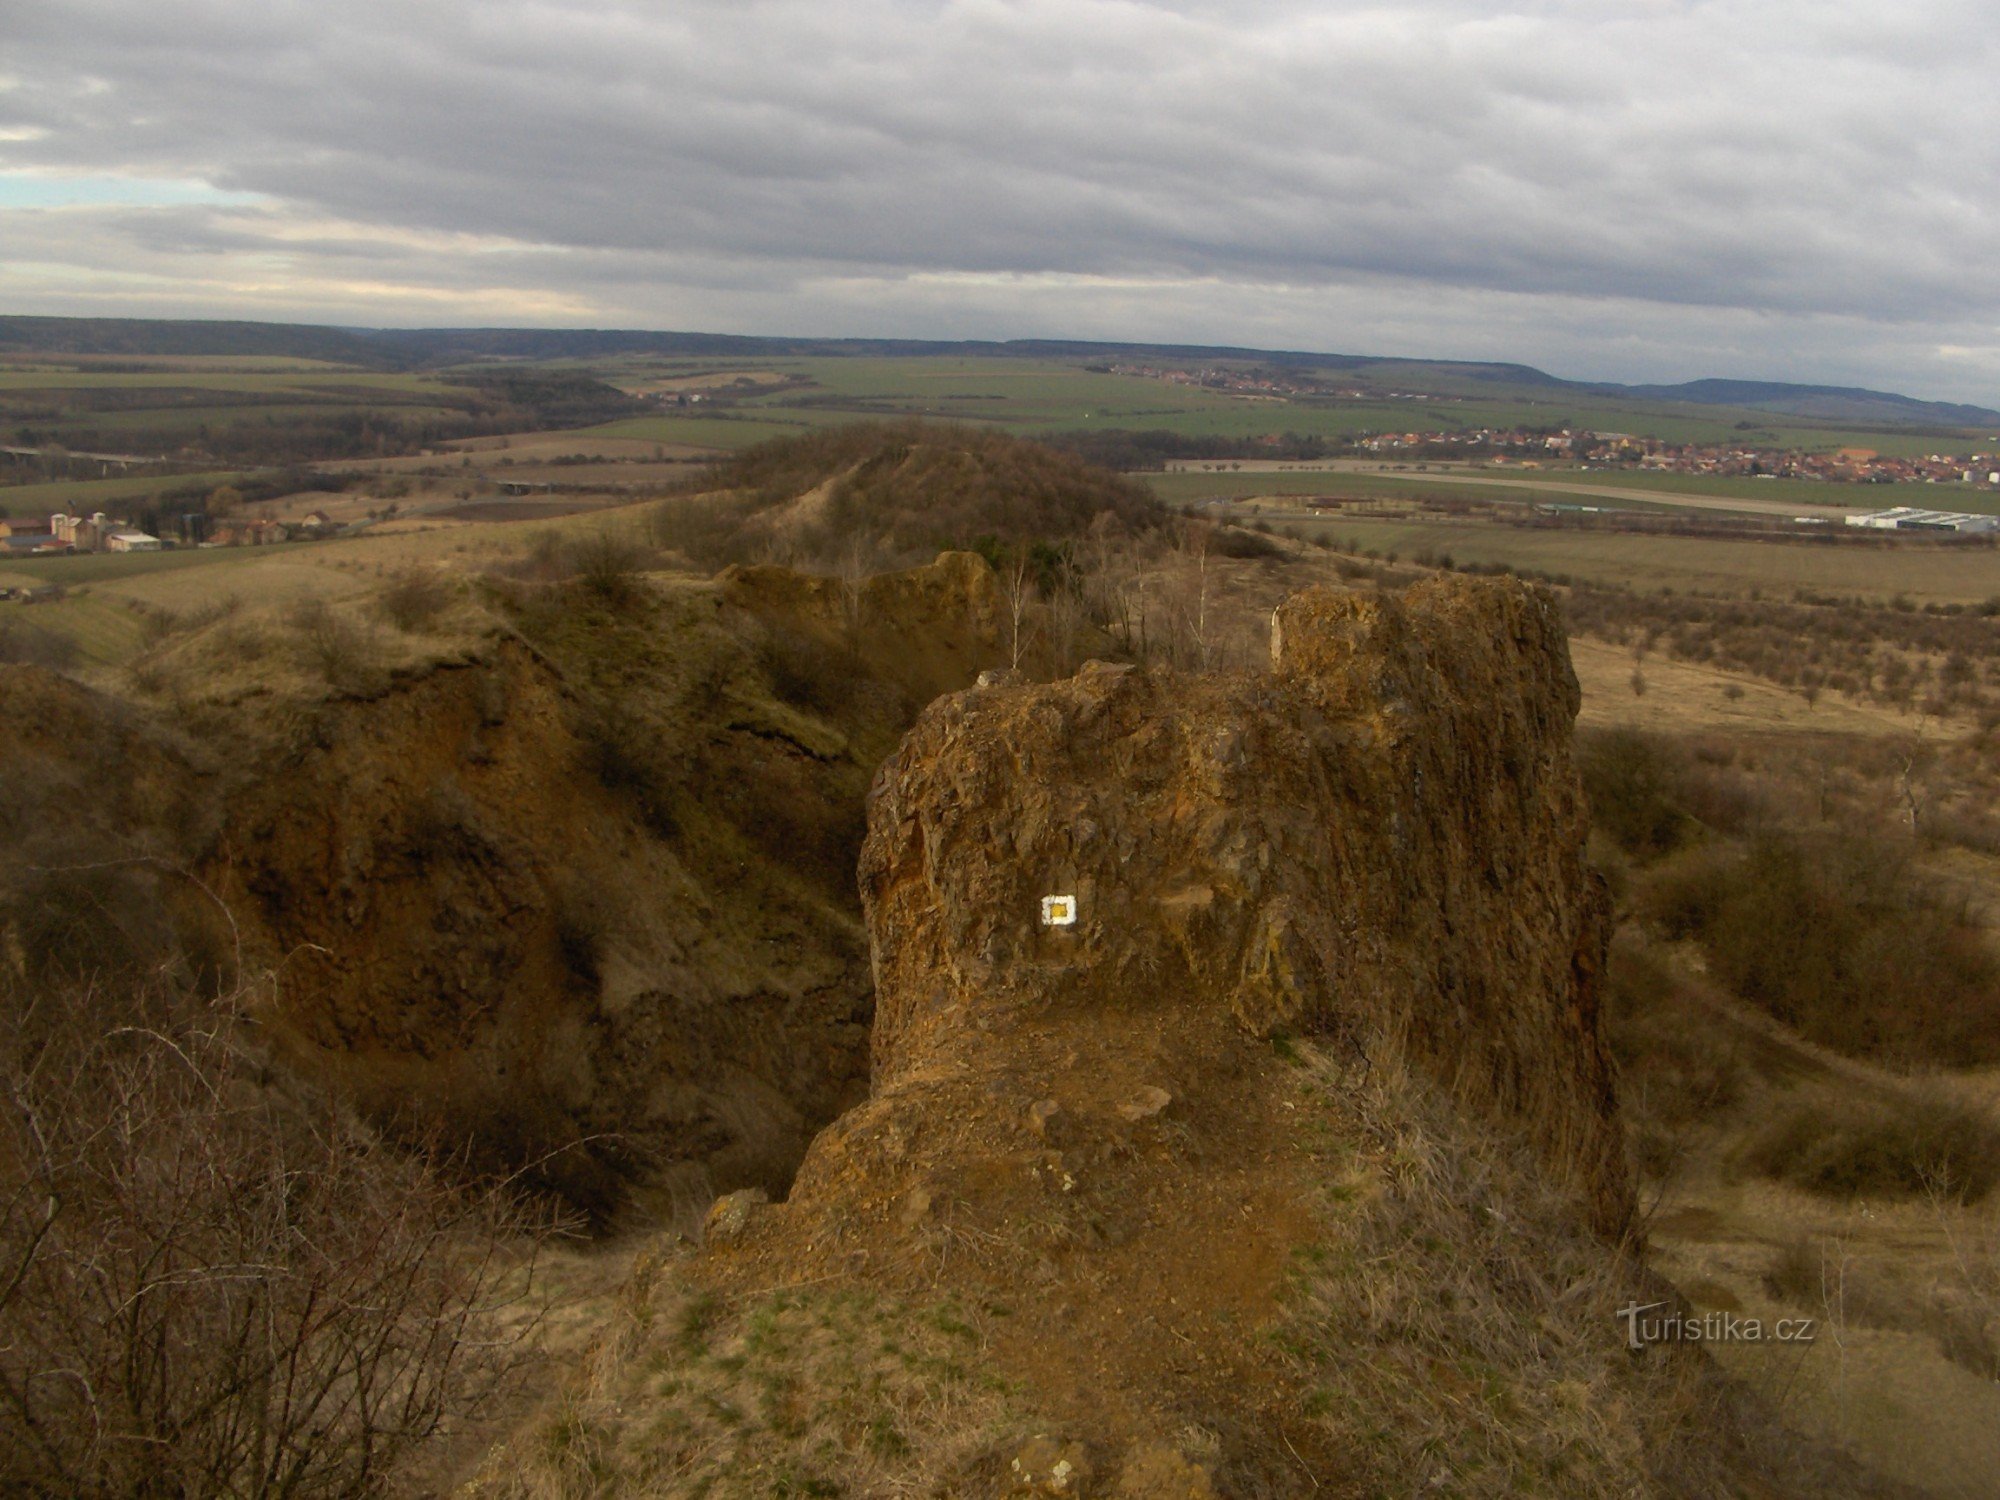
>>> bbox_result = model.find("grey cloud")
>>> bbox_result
[1,1,1997,397]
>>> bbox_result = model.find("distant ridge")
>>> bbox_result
[1605,378,2000,429]
[2,314,1993,428]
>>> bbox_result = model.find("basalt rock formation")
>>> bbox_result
[838,571,1626,1240]
[687,574,1637,1491]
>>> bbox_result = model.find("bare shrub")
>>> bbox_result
[1673,830,2000,1067]
[1743,1089,2000,1204]
[501,530,569,584]
[377,568,454,632]
[755,621,865,716]
[0,615,78,671]
[573,697,683,840]
[648,491,766,570]
[0,977,537,1496]
[1605,937,1746,1133]
[1577,728,1693,858]
[287,598,380,694]
[567,533,654,606]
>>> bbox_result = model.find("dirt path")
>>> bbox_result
[1638,965,2000,1496]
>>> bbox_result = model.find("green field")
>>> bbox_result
[1263,512,2000,605]
[0,370,457,395]
[0,469,245,518]
[0,544,264,587]
[573,353,2000,460]
[583,410,857,448]
[1144,467,2000,517]
[1142,470,1695,512]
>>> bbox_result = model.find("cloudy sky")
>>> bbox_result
[3,0,1997,399]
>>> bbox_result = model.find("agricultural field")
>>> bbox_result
[1154,464,2000,516]
[1145,469,1714,514]
[571,352,2000,460]
[0,357,646,474]
[1258,509,2000,606]
[0,469,246,519]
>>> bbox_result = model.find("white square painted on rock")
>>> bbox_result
[1040,894,1077,928]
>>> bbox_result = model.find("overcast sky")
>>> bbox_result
[3,0,1997,400]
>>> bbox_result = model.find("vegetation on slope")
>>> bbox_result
[652,420,1164,572]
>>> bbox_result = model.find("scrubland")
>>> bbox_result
[2,419,1997,1495]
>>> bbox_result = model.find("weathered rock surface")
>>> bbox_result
[0,554,1011,1225]
[683,573,1634,1489]
[852,573,1626,1235]
[191,555,1012,1222]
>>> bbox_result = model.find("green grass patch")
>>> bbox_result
[0,470,247,517]
[581,413,849,448]
[0,546,266,587]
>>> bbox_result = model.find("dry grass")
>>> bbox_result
[1271,1046,1881,1498]
[1570,637,1950,739]
[468,1258,1018,1499]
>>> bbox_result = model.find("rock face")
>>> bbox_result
[679,574,1631,1489]
[856,574,1627,1235]
[187,554,1010,1223]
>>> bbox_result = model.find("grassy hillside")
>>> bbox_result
[652,420,1164,570]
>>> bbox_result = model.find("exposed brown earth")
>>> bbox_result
[0,551,1013,1225]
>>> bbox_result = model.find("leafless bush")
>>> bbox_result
[755,621,865,716]
[0,615,78,671]
[648,491,767,570]
[376,568,454,633]
[1660,829,2000,1067]
[1577,729,1694,858]
[287,598,380,694]
[572,696,684,840]
[0,976,539,1496]
[1743,1087,2000,1204]
[567,533,655,606]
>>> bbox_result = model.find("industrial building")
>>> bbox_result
[1843,507,2000,534]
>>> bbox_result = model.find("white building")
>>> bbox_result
[1844,507,2000,534]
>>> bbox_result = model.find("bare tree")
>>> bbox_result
[1046,576,1087,677]
[1898,721,1934,838]
[0,976,542,1496]
[1080,511,1138,653]
[1004,551,1038,672]
[1169,519,1216,672]
[834,534,877,654]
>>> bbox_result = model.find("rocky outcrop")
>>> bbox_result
[676,573,1631,1490]
[851,573,1626,1235]
[182,554,1011,1223]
